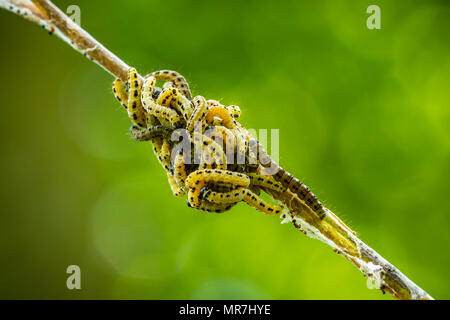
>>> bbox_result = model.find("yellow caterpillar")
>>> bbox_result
[198,135,227,170]
[112,69,147,128]
[246,173,286,193]
[167,172,185,197]
[226,105,241,119]
[129,125,171,142]
[158,139,172,173]
[187,96,209,132]
[243,189,282,215]
[186,169,250,208]
[157,86,193,121]
[149,69,192,100]
[112,79,128,109]
[126,68,148,128]
[206,104,237,129]
[202,187,245,204]
[173,150,188,191]
[193,200,235,213]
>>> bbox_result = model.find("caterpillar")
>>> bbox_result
[173,150,188,190]
[274,166,326,219]
[129,125,172,142]
[141,76,161,126]
[158,139,172,173]
[186,169,250,189]
[127,68,148,128]
[149,70,192,100]
[206,104,237,129]
[188,199,235,213]
[112,79,128,109]
[157,87,193,122]
[226,105,241,119]
[197,135,227,170]
[232,126,248,165]
[167,172,185,197]
[243,189,282,215]
[202,187,245,204]
[246,173,286,193]
[204,125,236,165]
[209,182,237,193]
[187,95,209,133]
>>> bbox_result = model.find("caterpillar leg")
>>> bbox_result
[243,189,282,215]
[149,70,192,100]
[127,68,148,128]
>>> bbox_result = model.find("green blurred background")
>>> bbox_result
[0,0,448,299]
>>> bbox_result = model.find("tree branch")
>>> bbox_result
[0,0,131,81]
[0,0,434,300]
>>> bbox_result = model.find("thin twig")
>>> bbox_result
[0,0,131,81]
[0,0,434,300]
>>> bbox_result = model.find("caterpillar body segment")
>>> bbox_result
[112,79,128,109]
[158,139,172,172]
[141,76,160,127]
[274,166,326,219]
[127,68,147,128]
[247,173,286,193]
[243,189,282,216]
[205,125,236,165]
[187,96,209,132]
[130,125,172,142]
[151,136,164,157]
[149,70,192,100]
[187,180,205,208]
[146,102,184,129]
[205,125,235,149]
[190,199,235,213]
[167,172,185,197]
[173,150,188,190]
[209,182,236,193]
[157,87,178,107]
[157,87,192,125]
[198,135,227,170]
[176,92,194,121]
[248,184,261,196]
[186,169,250,189]
[232,126,248,165]
[202,187,245,204]
[247,138,259,167]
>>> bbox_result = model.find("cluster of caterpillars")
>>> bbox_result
[112,68,326,219]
